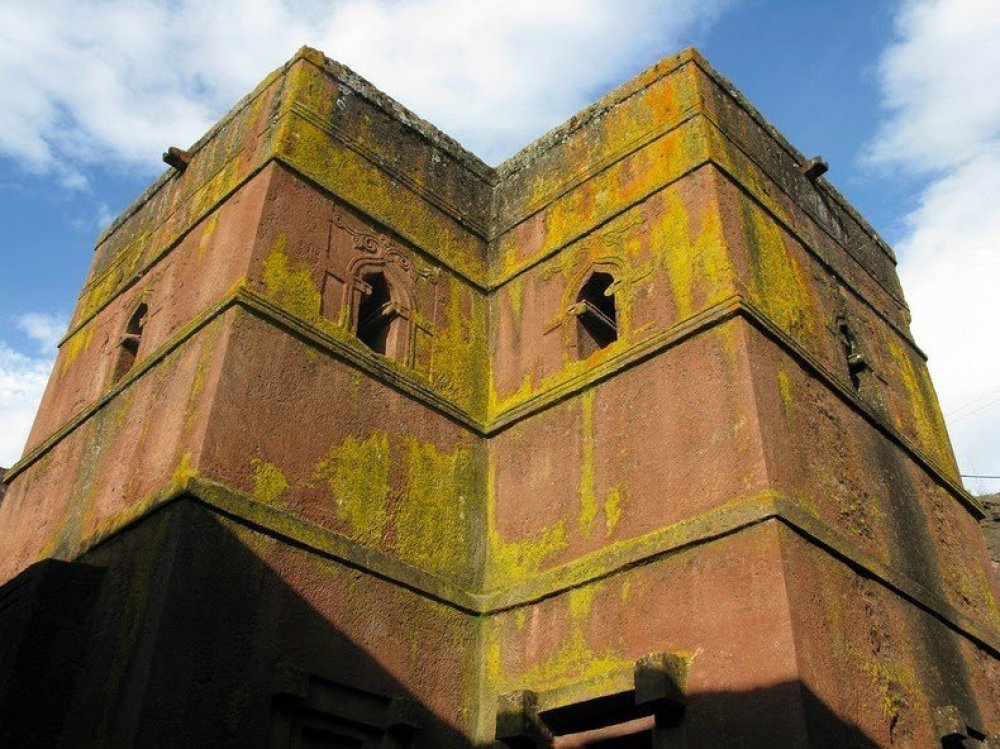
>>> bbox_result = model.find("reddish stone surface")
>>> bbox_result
[0,47,996,747]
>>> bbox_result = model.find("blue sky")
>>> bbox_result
[0,0,997,492]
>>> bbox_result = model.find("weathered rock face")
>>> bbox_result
[981,494,1000,573]
[0,46,997,748]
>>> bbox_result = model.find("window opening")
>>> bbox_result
[496,652,686,749]
[113,303,147,382]
[270,667,418,749]
[356,273,395,356]
[837,317,867,390]
[576,272,618,358]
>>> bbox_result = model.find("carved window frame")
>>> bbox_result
[559,259,629,361]
[333,210,440,369]
[345,257,415,364]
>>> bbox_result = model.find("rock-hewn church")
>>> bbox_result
[0,47,997,747]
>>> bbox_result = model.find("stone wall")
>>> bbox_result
[982,493,1000,574]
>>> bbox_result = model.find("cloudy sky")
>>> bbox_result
[0,0,997,493]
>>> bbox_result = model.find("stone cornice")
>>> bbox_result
[12,288,982,527]
[49,479,1000,658]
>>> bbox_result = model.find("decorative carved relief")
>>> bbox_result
[555,257,631,361]
[331,209,438,369]
[333,210,440,283]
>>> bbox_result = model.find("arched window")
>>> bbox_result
[355,271,399,357]
[113,303,147,382]
[575,271,618,359]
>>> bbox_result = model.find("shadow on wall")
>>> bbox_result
[0,498,896,748]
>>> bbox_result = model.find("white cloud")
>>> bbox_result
[0,0,728,174]
[868,0,1000,174]
[96,202,114,230]
[16,312,68,354]
[316,0,728,163]
[0,341,52,468]
[871,0,1000,489]
[0,312,66,466]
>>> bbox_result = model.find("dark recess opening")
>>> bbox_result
[356,273,394,355]
[113,303,147,382]
[837,316,867,390]
[576,272,618,358]
[539,690,659,748]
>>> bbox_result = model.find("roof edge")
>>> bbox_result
[683,49,897,263]
[305,47,497,182]
[94,47,311,248]
[94,44,897,267]
[495,48,700,180]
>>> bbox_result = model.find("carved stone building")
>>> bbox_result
[0,47,997,748]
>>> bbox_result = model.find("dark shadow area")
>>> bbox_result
[0,560,104,747]
[0,498,984,747]
[576,272,618,359]
[357,272,395,356]
[681,682,878,749]
[496,680,883,748]
[1,500,468,748]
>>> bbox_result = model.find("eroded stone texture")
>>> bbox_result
[0,46,996,748]
[982,494,1000,575]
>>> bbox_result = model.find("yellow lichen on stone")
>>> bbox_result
[740,202,815,341]
[312,432,390,546]
[77,246,146,322]
[886,338,954,471]
[396,438,479,579]
[59,324,94,377]
[578,389,598,536]
[706,126,794,228]
[250,457,289,505]
[172,451,196,485]
[485,451,568,587]
[514,608,528,630]
[568,585,596,621]
[182,321,223,435]
[489,521,568,587]
[430,283,488,417]
[777,367,795,419]
[654,187,733,319]
[857,647,919,725]
[604,484,627,536]
[275,112,487,282]
[198,210,220,257]
[493,123,707,283]
[488,372,534,420]
[262,234,321,321]
[517,628,629,693]
[506,276,524,318]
